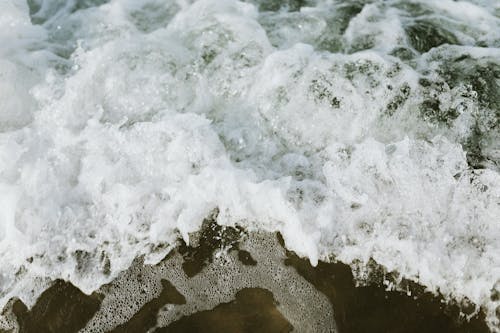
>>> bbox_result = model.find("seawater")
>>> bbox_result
[0,0,499,330]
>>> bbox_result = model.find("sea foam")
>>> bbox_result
[0,0,499,330]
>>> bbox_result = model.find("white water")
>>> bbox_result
[0,0,499,330]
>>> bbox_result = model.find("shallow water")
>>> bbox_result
[0,0,499,331]
[1,226,492,332]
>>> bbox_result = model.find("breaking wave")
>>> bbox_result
[0,0,499,330]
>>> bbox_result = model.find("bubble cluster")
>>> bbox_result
[81,231,334,332]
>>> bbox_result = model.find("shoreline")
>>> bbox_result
[1,221,491,333]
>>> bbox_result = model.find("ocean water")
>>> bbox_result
[0,0,499,330]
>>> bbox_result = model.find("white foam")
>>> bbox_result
[0,0,499,330]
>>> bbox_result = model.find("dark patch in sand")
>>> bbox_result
[110,279,186,333]
[11,280,102,333]
[237,250,257,266]
[155,288,293,333]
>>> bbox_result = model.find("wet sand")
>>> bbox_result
[1,220,491,333]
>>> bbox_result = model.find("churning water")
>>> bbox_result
[0,0,499,330]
